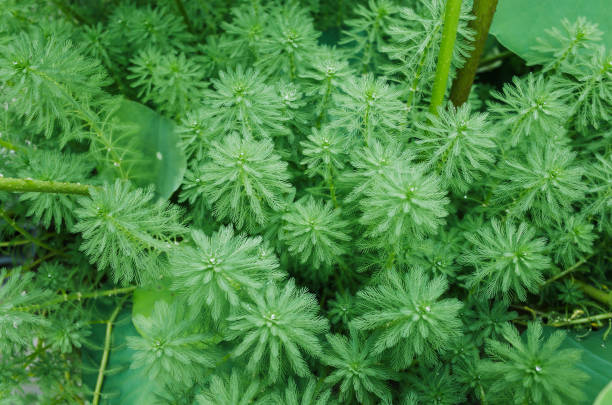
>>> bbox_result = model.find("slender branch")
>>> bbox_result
[0,238,33,247]
[478,50,512,67]
[92,298,128,405]
[21,251,60,272]
[16,286,136,311]
[326,164,338,208]
[174,0,194,33]
[0,208,62,254]
[0,138,20,151]
[429,0,463,113]
[0,177,92,195]
[450,0,499,106]
[542,254,593,286]
[549,312,612,327]
[51,0,88,25]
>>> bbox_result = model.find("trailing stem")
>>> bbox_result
[0,177,92,195]
[316,77,333,128]
[326,164,338,208]
[575,280,612,307]
[92,297,128,405]
[0,208,62,254]
[429,0,463,113]
[16,286,137,312]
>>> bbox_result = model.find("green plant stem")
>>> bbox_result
[16,286,136,311]
[25,66,128,178]
[0,138,20,151]
[21,251,60,272]
[450,0,498,106]
[174,0,194,33]
[0,177,92,195]
[405,22,443,112]
[478,50,512,67]
[316,77,333,128]
[52,0,88,24]
[92,298,127,405]
[0,238,33,247]
[542,254,593,286]
[575,280,612,307]
[429,0,463,113]
[549,312,612,327]
[406,49,429,111]
[327,164,338,208]
[0,208,62,254]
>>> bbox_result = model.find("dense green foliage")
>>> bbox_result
[0,0,610,404]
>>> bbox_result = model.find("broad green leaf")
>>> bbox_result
[544,327,612,404]
[595,380,612,405]
[131,284,177,336]
[114,100,186,199]
[490,0,612,62]
[82,306,157,405]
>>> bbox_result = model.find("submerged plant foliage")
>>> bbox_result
[0,1,610,404]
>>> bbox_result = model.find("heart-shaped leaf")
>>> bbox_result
[544,327,612,404]
[113,100,186,199]
[490,0,612,63]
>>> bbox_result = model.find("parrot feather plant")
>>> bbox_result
[0,0,610,404]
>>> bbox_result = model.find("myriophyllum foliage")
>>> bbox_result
[415,103,496,193]
[226,280,328,382]
[352,268,463,369]
[271,378,333,405]
[480,322,588,404]
[74,180,186,285]
[203,66,287,138]
[493,142,587,224]
[359,161,449,245]
[322,327,397,404]
[196,370,266,405]
[489,74,571,146]
[128,301,217,384]
[461,219,550,302]
[199,133,294,230]
[1,2,609,403]
[282,196,350,269]
[170,226,284,321]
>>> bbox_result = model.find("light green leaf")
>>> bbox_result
[595,380,612,405]
[114,100,186,199]
[490,0,612,62]
[131,284,177,336]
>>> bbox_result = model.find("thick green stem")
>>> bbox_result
[16,286,136,312]
[429,0,463,114]
[450,0,498,106]
[575,280,612,307]
[0,177,92,195]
